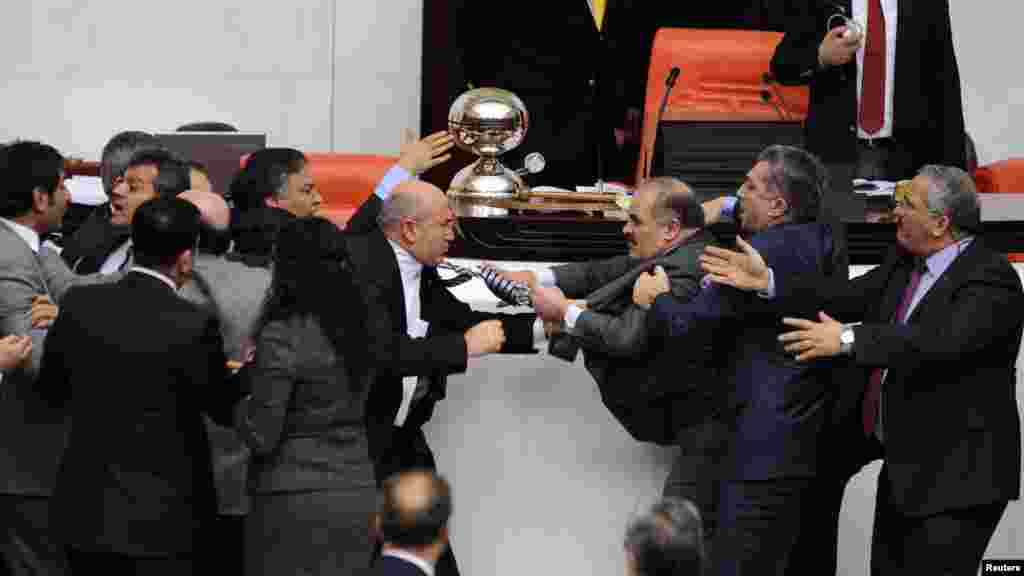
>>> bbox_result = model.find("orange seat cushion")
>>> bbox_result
[973,159,1024,193]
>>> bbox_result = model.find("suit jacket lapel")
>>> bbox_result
[905,240,980,325]
[877,253,914,322]
[368,228,408,334]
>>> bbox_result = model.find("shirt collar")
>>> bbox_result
[922,236,974,278]
[387,239,424,281]
[0,218,41,253]
[128,266,178,291]
[381,549,435,576]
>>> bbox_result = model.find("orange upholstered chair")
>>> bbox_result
[972,158,1024,262]
[637,28,810,183]
[302,153,397,228]
[973,158,1024,194]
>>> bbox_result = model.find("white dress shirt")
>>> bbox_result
[387,239,432,427]
[852,0,898,139]
[381,549,436,576]
[128,266,177,292]
[99,239,133,275]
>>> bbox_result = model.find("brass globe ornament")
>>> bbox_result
[448,88,545,199]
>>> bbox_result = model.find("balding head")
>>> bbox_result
[379,469,452,552]
[625,177,703,259]
[179,189,230,231]
[378,180,455,266]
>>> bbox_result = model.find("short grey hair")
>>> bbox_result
[377,186,431,228]
[625,498,704,576]
[643,177,704,229]
[756,145,828,224]
[918,164,980,239]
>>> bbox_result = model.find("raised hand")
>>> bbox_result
[632,265,670,309]
[532,286,570,323]
[818,25,861,68]
[464,319,506,357]
[397,129,455,175]
[30,295,58,329]
[699,236,771,292]
[778,312,843,361]
[0,335,33,371]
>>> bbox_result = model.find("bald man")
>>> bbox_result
[345,179,538,576]
[375,470,453,576]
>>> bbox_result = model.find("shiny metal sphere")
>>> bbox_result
[448,88,528,157]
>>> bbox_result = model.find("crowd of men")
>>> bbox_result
[0,122,1017,576]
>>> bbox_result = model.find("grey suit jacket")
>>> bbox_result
[551,233,719,443]
[553,234,707,356]
[0,220,119,495]
[179,253,271,515]
[237,314,375,494]
[180,253,271,362]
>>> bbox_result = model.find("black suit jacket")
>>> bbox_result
[649,223,838,480]
[774,240,1023,516]
[38,271,243,556]
[455,0,650,185]
[771,0,966,174]
[344,196,537,479]
[59,204,131,274]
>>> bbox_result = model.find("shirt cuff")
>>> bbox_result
[536,268,557,288]
[564,303,585,330]
[721,196,739,219]
[374,165,414,200]
[756,268,776,299]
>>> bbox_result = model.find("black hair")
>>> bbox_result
[0,140,64,219]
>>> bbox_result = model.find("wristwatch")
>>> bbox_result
[839,324,855,355]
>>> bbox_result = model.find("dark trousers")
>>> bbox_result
[871,464,1006,576]
[372,428,459,576]
[66,548,192,576]
[714,477,814,576]
[0,496,67,576]
[663,416,728,575]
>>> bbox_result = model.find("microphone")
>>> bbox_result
[645,66,682,180]
[760,72,790,121]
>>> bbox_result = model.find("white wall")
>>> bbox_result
[0,2,1017,164]
[0,0,421,159]
[950,1,1024,165]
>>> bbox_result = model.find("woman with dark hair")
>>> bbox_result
[228,147,316,267]
[236,217,375,575]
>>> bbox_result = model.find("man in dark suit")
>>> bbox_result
[345,178,537,576]
[633,146,839,576]
[771,0,965,220]
[60,130,162,273]
[703,165,1022,574]
[492,178,726,570]
[374,470,453,576]
[38,197,245,575]
[456,0,651,187]
[63,148,190,274]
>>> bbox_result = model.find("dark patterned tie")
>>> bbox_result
[863,260,925,436]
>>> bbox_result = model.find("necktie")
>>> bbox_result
[590,0,606,31]
[859,0,886,136]
[118,245,133,272]
[863,261,924,436]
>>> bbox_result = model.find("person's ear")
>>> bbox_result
[176,249,194,283]
[31,187,50,214]
[772,195,789,218]
[400,217,419,245]
[932,213,951,238]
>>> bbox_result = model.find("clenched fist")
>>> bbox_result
[464,320,506,357]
